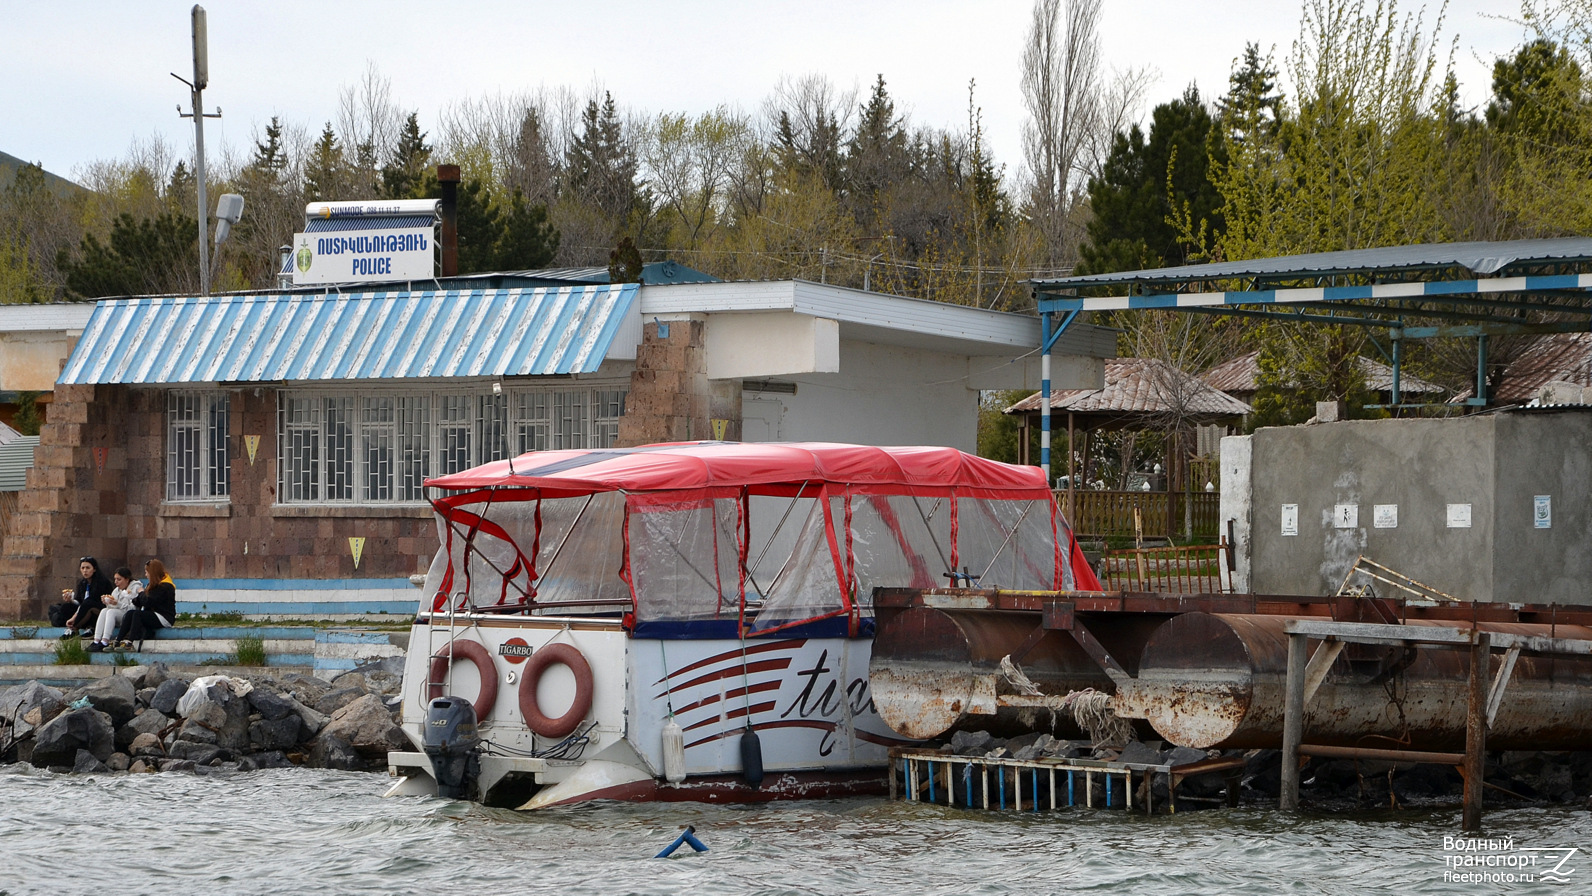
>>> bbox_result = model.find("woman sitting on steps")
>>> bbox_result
[111,559,176,650]
[89,567,142,652]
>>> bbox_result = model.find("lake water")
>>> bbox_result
[3,764,1588,896]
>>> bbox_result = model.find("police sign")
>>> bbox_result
[291,228,434,285]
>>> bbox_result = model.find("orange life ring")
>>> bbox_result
[427,638,499,722]
[518,642,594,739]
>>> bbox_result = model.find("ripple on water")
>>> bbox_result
[3,765,1590,896]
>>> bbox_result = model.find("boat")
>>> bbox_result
[385,441,1099,808]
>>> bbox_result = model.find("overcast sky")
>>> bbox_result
[3,0,1531,185]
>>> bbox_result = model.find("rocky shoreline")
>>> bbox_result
[0,657,409,775]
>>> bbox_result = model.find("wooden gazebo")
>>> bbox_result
[1006,357,1251,540]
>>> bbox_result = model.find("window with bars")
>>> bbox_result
[167,391,230,502]
[277,385,626,504]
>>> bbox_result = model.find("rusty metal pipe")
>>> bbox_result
[1298,745,1466,765]
[1115,612,1592,750]
[869,607,1119,740]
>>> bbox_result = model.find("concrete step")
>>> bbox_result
[0,626,409,687]
[0,663,319,689]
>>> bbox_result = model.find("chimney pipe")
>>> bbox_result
[437,164,460,277]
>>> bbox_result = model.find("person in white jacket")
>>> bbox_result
[89,567,143,652]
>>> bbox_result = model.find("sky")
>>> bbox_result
[2,0,1534,186]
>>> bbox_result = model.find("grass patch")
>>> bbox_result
[111,650,138,667]
[54,638,90,665]
[9,625,38,639]
[231,635,268,666]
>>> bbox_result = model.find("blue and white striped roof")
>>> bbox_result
[59,284,639,385]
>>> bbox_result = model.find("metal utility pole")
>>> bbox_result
[175,5,221,294]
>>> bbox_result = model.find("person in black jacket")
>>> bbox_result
[113,559,177,649]
[59,557,114,637]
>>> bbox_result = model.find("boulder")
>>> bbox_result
[158,758,197,773]
[279,673,332,707]
[950,730,994,755]
[308,733,363,771]
[1116,740,1164,766]
[129,759,156,773]
[129,733,165,758]
[240,750,293,771]
[247,685,300,722]
[1,682,65,738]
[313,687,366,717]
[347,656,405,696]
[167,740,224,765]
[329,671,368,694]
[249,714,305,752]
[175,682,250,752]
[106,752,131,772]
[33,707,115,766]
[319,694,408,757]
[119,662,171,690]
[117,709,172,752]
[73,749,111,774]
[281,693,329,737]
[72,675,139,727]
[150,679,189,715]
[1164,746,1211,768]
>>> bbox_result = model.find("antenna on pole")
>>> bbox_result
[175,5,221,295]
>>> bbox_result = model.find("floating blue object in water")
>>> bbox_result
[655,825,709,859]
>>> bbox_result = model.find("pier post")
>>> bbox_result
[1463,633,1490,832]
[1280,631,1307,811]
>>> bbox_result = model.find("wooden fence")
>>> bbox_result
[1058,490,1220,541]
[1098,541,1233,594]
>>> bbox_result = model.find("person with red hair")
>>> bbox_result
[112,559,177,650]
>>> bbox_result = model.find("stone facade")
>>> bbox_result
[0,384,433,621]
[617,317,741,447]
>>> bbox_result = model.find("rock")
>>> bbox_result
[240,751,293,771]
[106,752,131,772]
[284,694,329,737]
[1244,749,1281,797]
[319,694,407,758]
[329,671,369,694]
[175,683,251,752]
[1007,732,1046,760]
[313,687,365,717]
[2,682,65,737]
[1117,740,1164,766]
[119,662,171,690]
[279,674,332,707]
[72,675,139,727]
[117,709,173,752]
[950,730,994,755]
[33,708,116,766]
[73,749,111,774]
[249,714,304,752]
[129,759,155,773]
[247,686,299,722]
[158,759,197,773]
[129,733,165,758]
[1165,746,1211,767]
[349,656,405,696]
[308,733,363,771]
[167,740,224,765]
[150,679,189,715]
[136,687,157,708]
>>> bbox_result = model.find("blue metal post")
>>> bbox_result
[1391,329,1402,407]
[1032,770,1040,811]
[928,762,936,804]
[998,767,1006,810]
[1068,770,1075,806]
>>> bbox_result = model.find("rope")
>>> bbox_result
[998,655,1134,749]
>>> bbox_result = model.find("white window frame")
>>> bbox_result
[167,390,230,502]
[276,383,627,505]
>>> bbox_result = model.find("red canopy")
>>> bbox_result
[426,441,1054,500]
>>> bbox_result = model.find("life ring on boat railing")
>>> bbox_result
[427,638,499,722]
[518,642,594,739]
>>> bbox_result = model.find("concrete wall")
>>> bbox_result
[1492,413,1592,604]
[1247,417,1498,599]
[753,339,984,452]
[1219,435,1253,592]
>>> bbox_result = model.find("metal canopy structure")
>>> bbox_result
[1029,238,1592,467]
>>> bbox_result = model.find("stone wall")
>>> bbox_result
[617,316,741,446]
[0,385,434,622]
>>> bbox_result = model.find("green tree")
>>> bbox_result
[566,92,641,222]
[304,123,352,202]
[493,188,560,269]
[0,233,47,303]
[1079,85,1224,275]
[57,211,198,298]
[382,112,432,200]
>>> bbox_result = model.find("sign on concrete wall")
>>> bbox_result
[1281,503,1298,536]
[1447,503,1472,528]
[1333,503,1358,529]
[1535,495,1552,529]
[1374,504,1398,528]
[290,228,434,284]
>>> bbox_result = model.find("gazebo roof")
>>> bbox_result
[1202,350,1447,396]
[1005,357,1252,429]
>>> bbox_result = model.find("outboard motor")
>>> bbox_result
[423,696,481,800]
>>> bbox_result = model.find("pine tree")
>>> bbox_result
[381,112,431,200]
[493,188,559,270]
[56,212,197,298]
[566,92,640,221]
[303,123,350,202]
[1217,43,1283,147]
